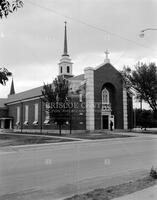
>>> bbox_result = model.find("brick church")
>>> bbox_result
[0,23,133,133]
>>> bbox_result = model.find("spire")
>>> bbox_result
[10,78,15,95]
[62,21,69,56]
[58,22,73,78]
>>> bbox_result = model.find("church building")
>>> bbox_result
[0,23,133,133]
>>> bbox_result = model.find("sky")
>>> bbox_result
[0,0,157,106]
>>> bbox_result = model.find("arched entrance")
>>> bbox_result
[101,83,115,130]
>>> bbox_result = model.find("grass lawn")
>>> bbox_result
[0,133,74,147]
[3,131,133,140]
[0,131,132,147]
[64,133,132,140]
[134,130,157,135]
[65,176,157,200]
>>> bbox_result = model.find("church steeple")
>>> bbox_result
[58,22,73,78]
[9,78,15,95]
[62,21,69,56]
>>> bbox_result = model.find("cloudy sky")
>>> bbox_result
[0,0,157,100]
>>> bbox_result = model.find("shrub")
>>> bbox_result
[150,166,157,179]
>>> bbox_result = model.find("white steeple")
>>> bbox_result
[58,22,73,78]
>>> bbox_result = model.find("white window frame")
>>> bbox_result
[24,105,29,125]
[33,103,38,125]
[79,93,83,102]
[44,102,50,125]
[16,106,20,125]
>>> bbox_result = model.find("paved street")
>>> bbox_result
[0,135,157,200]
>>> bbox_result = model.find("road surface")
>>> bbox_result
[0,135,157,199]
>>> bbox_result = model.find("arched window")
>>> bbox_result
[102,88,109,104]
[60,66,62,74]
[67,66,70,73]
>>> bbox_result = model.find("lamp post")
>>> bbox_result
[139,28,157,38]
[139,28,157,113]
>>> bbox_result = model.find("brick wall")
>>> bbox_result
[70,95,86,130]
[94,63,124,129]
[0,107,8,118]
[7,94,86,132]
[127,94,133,129]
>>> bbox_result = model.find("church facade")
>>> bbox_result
[0,23,133,133]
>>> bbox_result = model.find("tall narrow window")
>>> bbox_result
[44,102,50,125]
[60,66,62,74]
[33,103,38,125]
[67,66,70,73]
[24,105,29,125]
[16,106,20,125]
[79,93,83,102]
[102,88,109,104]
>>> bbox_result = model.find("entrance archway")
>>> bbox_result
[102,115,109,129]
[101,83,116,130]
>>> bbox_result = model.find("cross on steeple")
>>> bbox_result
[105,50,109,59]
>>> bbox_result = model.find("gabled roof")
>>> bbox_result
[5,74,85,104]
[5,73,85,104]
[0,98,7,107]
[6,86,43,104]
[95,62,121,75]
[69,74,84,81]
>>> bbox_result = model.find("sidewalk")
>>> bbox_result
[113,184,157,200]
[113,130,157,138]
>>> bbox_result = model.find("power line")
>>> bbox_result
[26,0,157,53]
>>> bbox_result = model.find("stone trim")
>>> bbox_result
[123,87,128,129]
[84,67,95,131]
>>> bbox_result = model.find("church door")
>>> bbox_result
[102,115,109,129]
[5,119,10,129]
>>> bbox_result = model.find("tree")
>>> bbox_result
[0,1,23,84]
[122,63,157,119]
[0,67,12,85]
[42,76,70,135]
[135,109,155,130]
[0,0,23,18]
